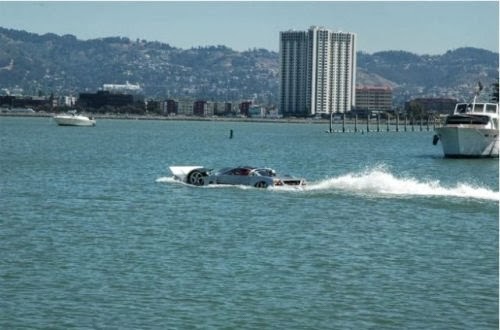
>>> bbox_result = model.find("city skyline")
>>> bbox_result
[0,1,498,55]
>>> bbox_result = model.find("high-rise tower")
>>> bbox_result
[279,26,356,116]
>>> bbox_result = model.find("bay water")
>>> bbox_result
[1,117,498,329]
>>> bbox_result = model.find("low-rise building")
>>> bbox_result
[0,95,52,109]
[219,102,234,116]
[177,100,194,116]
[239,101,252,117]
[405,97,458,115]
[102,82,142,94]
[78,90,139,109]
[193,100,207,116]
[165,99,178,115]
[209,102,232,116]
[355,85,393,112]
[248,105,266,118]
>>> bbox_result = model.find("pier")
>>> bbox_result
[327,113,442,133]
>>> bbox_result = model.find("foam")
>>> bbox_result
[157,169,499,202]
[302,168,499,201]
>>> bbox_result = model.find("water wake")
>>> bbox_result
[155,176,253,190]
[301,168,499,201]
[155,177,176,184]
[157,169,499,201]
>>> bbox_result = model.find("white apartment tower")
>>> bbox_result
[280,26,356,116]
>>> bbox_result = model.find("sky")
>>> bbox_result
[0,1,498,55]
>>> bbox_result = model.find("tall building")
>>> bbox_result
[280,26,356,116]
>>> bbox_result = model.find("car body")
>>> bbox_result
[169,166,306,188]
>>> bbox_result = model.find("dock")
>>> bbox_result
[327,113,443,133]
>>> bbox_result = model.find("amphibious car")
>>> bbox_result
[169,166,306,188]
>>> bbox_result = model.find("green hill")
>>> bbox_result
[0,27,497,105]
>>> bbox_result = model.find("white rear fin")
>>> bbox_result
[169,166,203,182]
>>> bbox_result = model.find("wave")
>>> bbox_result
[157,168,499,202]
[300,168,499,201]
[155,177,176,184]
[155,176,254,190]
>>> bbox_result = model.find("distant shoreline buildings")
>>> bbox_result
[6,26,496,118]
[279,26,357,116]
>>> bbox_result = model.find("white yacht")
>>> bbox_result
[53,111,96,127]
[433,101,498,158]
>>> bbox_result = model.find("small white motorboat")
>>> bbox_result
[53,111,96,127]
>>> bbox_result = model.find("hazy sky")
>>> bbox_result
[0,1,498,55]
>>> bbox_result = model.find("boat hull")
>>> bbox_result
[435,126,499,158]
[53,116,96,127]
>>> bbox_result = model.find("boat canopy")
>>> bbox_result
[455,103,498,114]
[445,114,491,125]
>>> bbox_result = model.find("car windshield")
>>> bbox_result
[253,168,276,177]
[232,168,251,176]
[217,168,253,176]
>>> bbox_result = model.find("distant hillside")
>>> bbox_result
[0,27,498,105]
[357,49,499,104]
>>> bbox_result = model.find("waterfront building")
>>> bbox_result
[248,105,266,118]
[211,102,226,116]
[63,96,76,107]
[239,101,252,117]
[193,100,208,116]
[405,97,458,115]
[177,100,194,116]
[206,102,235,116]
[223,102,233,116]
[78,91,138,109]
[102,81,142,94]
[165,99,178,115]
[279,26,356,116]
[0,95,52,109]
[206,102,225,117]
[355,85,393,112]
[165,99,235,117]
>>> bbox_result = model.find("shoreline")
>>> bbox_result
[0,112,441,127]
[0,112,331,125]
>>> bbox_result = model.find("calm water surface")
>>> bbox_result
[1,117,498,329]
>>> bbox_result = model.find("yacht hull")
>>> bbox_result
[436,126,499,158]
